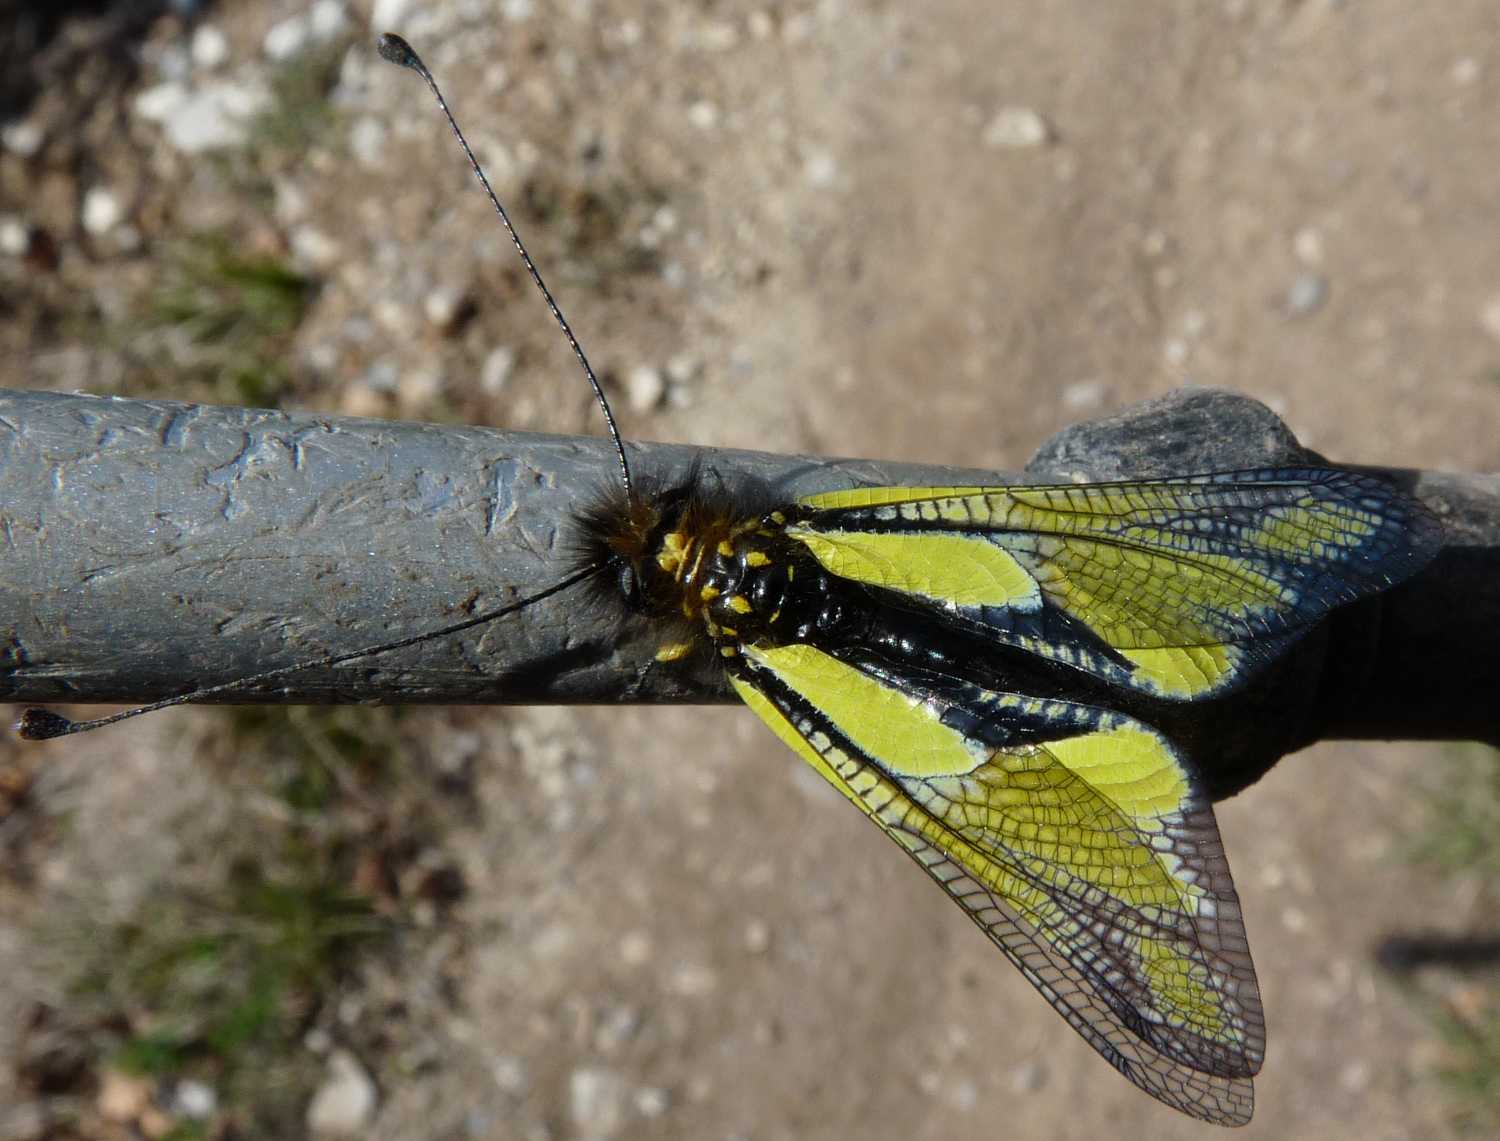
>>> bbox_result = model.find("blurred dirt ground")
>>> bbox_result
[3,1,1499,1139]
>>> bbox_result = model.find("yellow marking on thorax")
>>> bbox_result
[656,530,690,575]
[727,594,752,614]
[655,642,693,663]
[746,550,771,568]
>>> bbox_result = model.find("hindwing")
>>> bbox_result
[728,640,1264,1125]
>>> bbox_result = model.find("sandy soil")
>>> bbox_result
[3,2,1499,1139]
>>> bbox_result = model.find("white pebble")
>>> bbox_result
[0,217,28,257]
[348,116,387,167]
[81,187,123,236]
[481,345,517,394]
[1286,273,1329,317]
[687,100,720,130]
[174,1080,217,1119]
[291,226,341,269]
[665,352,700,385]
[133,81,188,122]
[309,1,349,41]
[1292,225,1324,265]
[492,1054,528,1094]
[743,918,770,953]
[372,0,415,29]
[802,148,838,188]
[626,364,666,411]
[983,106,1052,148]
[1478,294,1500,343]
[1,118,43,157]
[424,285,468,330]
[1061,380,1106,411]
[569,1068,627,1138]
[306,1050,377,1136]
[264,15,310,60]
[1452,56,1482,86]
[136,80,271,152]
[191,25,230,70]
[635,1086,670,1118]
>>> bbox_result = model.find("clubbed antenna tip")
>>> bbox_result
[375,32,425,75]
[17,708,78,740]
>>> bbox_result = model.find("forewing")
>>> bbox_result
[792,468,1439,698]
[729,641,1264,1125]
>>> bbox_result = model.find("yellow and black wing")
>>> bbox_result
[790,467,1439,699]
[728,642,1264,1124]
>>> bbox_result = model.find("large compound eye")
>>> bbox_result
[616,563,643,610]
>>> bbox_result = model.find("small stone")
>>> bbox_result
[306,1050,377,1136]
[743,918,771,954]
[669,962,718,997]
[618,930,652,966]
[1,118,44,157]
[1292,225,1324,265]
[291,226,341,269]
[1286,273,1329,318]
[423,285,469,332]
[133,81,187,122]
[372,0,415,28]
[569,1068,627,1138]
[153,42,192,81]
[191,24,229,70]
[348,116,387,167]
[98,1070,152,1123]
[687,100,720,130]
[264,15,310,60]
[665,352,700,385]
[951,1078,978,1112]
[983,107,1052,148]
[309,1,349,41]
[1452,56,1482,86]
[137,80,270,152]
[173,1080,217,1119]
[81,187,123,235]
[481,345,517,394]
[698,21,740,51]
[1010,1058,1048,1093]
[626,364,666,412]
[503,0,535,21]
[1061,379,1106,411]
[594,1005,640,1053]
[398,368,445,409]
[491,1054,528,1095]
[1479,294,1500,343]
[0,217,28,257]
[802,148,837,188]
[635,1086,670,1118]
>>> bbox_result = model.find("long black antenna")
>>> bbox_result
[376,32,634,499]
[16,35,629,740]
[17,564,603,740]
